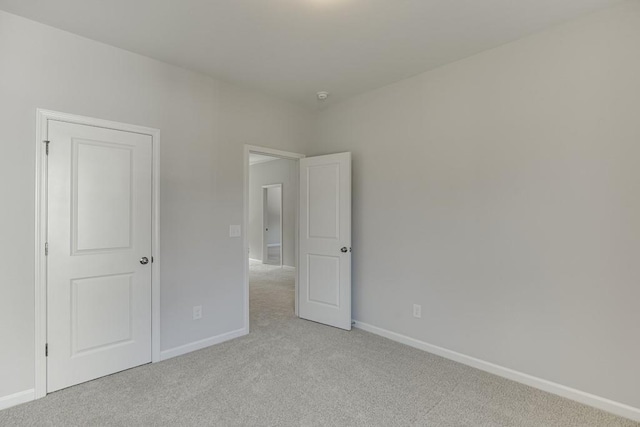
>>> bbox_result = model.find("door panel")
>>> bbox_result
[47,120,152,392]
[74,140,133,252]
[299,152,351,330]
[308,164,339,239]
[307,254,340,307]
[71,274,133,355]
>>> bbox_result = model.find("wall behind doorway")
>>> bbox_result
[249,159,297,267]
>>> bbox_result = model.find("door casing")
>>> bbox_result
[34,109,161,399]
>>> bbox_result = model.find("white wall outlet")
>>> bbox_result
[413,304,422,319]
[229,225,241,237]
[193,305,202,320]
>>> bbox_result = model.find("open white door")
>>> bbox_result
[299,152,351,330]
[47,120,153,392]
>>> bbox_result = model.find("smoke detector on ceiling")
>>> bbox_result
[316,91,329,101]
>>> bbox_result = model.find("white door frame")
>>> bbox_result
[34,109,161,399]
[244,145,304,331]
[262,183,283,266]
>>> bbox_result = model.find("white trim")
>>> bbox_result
[262,183,283,267]
[244,145,305,330]
[0,389,35,411]
[159,328,247,361]
[353,320,640,422]
[34,111,48,399]
[34,109,161,400]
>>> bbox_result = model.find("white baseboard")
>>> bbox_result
[353,321,640,422]
[0,389,35,411]
[160,327,247,361]
[249,256,295,269]
[2,329,249,410]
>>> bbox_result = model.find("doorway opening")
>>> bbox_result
[262,184,283,266]
[243,145,352,334]
[245,147,303,332]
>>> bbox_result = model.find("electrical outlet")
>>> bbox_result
[193,305,202,320]
[413,304,422,319]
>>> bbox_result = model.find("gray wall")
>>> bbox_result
[312,1,640,409]
[249,159,297,267]
[0,10,311,399]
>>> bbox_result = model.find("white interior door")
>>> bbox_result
[263,184,283,266]
[299,152,351,330]
[47,120,153,392]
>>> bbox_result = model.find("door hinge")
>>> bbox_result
[151,256,154,263]
[45,343,48,357]
[43,140,50,155]
[45,242,48,256]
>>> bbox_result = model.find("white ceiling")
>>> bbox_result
[0,0,623,108]
[249,153,280,166]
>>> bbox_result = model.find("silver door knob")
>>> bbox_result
[140,257,149,265]
[341,247,348,253]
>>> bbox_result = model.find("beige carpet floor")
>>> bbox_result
[0,260,636,426]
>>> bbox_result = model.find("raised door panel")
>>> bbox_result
[307,163,340,240]
[71,274,133,356]
[73,140,133,253]
[307,254,340,307]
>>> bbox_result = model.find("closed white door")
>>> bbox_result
[47,120,153,392]
[299,152,351,330]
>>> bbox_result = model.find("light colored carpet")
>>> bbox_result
[1,260,636,426]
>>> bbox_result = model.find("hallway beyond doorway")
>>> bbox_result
[249,259,295,325]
